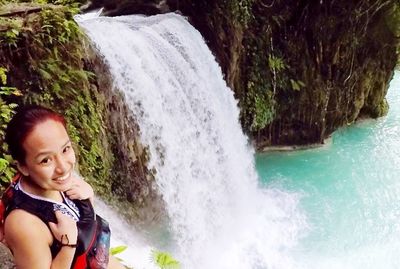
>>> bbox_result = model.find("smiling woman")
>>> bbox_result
[0,105,125,269]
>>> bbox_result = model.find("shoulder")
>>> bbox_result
[4,209,52,247]
[4,209,53,268]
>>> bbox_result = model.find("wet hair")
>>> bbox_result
[5,105,66,164]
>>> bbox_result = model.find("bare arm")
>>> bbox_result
[5,210,77,269]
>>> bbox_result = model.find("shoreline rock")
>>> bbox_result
[0,244,15,269]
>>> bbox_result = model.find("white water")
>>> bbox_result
[94,199,158,269]
[77,13,306,269]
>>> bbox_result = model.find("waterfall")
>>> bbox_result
[77,13,307,269]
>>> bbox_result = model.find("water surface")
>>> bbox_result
[257,72,400,269]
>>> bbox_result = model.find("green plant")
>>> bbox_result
[110,245,180,269]
[109,245,134,269]
[250,90,275,131]
[0,6,113,193]
[0,67,18,184]
[110,245,128,256]
[9,6,114,195]
[227,0,255,27]
[0,17,23,47]
[268,54,286,73]
[289,79,305,91]
[151,250,180,269]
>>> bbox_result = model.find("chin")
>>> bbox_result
[54,180,72,192]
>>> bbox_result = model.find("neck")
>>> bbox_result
[20,176,62,202]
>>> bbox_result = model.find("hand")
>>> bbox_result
[48,211,78,245]
[65,174,94,201]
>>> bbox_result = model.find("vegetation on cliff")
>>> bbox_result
[165,0,400,147]
[0,1,160,226]
[0,2,114,194]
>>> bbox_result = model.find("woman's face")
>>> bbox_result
[17,119,76,193]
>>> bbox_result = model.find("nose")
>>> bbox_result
[55,155,68,175]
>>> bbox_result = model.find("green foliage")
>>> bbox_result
[109,245,134,269]
[0,67,18,185]
[110,245,128,256]
[0,5,112,194]
[241,51,277,132]
[46,0,86,8]
[226,0,255,27]
[26,8,112,193]
[0,17,23,47]
[109,246,180,269]
[268,54,286,73]
[244,85,275,131]
[39,8,81,44]
[0,0,86,8]
[152,250,180,269]
[289,79,305,91]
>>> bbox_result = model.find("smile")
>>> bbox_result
[54,172,71,182]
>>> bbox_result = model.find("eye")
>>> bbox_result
[63,145,71,153]
[40,157,51,164]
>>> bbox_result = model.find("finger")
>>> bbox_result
[66,190,83,199]
[54,210,64,220]
[65,189,77,196]
[48,221,57,233]
[66,193,80,200]
[54,210,72,223]
[66,182,80,190]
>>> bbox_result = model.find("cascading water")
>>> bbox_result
[77,13,306,269]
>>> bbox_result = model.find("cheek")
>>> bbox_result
[31,166,54,181]
[69,149,76,163]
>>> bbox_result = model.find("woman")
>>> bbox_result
[0,105,125,269]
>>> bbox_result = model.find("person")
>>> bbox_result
[0,105,125,269]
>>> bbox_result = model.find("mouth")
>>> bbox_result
[54,172,71,183]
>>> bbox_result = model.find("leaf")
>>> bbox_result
[4,168,14,182]
[39,68,52,80]
[52,82,61,93]
[110,245,127,256]
[298,80,306,87]
[151,250,180,269]
[0,87,17,95]
[268,54,286,72]
[0,158,9,173]
[0,67,7,85]
[12,89,23,96]
[290,79,305,91]
[290,79,300,91]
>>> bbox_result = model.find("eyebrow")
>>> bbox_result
[34,140,71,159]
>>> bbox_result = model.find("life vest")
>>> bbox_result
[0,174,110,269]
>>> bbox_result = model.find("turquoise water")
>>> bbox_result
[257,72,400,268]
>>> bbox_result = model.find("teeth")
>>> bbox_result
[57,173,70,181]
